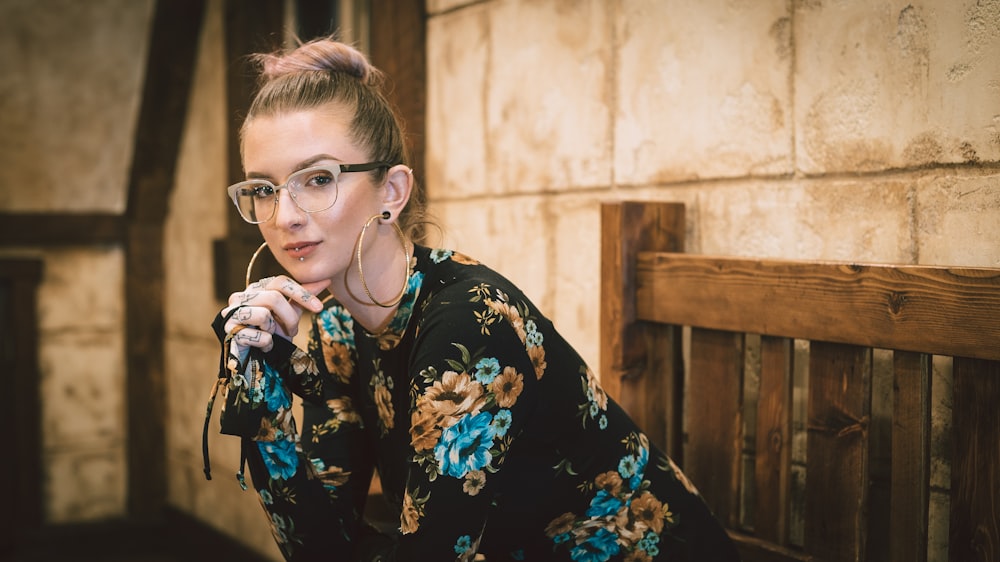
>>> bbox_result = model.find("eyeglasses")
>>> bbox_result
[226,161,390,224]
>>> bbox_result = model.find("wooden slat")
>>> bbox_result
[600,202,685,400]
[754,336,793,545]
[613,323,682,456]
[950,357,1000,562]
[635,252,1000,360]
[805,342,871,561]
[686,328,744,527]
[890,351,930,562]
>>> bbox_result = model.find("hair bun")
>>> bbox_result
[255,38,379,85]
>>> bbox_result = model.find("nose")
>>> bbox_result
[271,187,306,229]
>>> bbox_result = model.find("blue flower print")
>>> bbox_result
[430,248,454,263]
[259,488,273,505]
[435,411,496,478]
[454,534,472,555]
[638,530,661,556]
[511,549,525,560]
[317,306,355,345]
[262,363,291,412]
[526,329,543,348]
[598,415,608,430]
[570,527,620,562]
[585,489,624,518]
[618,455,638,481]
[474,357,501,384]
[258,436,298,480]
[492,409,512,437]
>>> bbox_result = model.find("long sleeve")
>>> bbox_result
[210,309,375,561]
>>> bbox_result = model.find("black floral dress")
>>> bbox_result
[208,245,740,562]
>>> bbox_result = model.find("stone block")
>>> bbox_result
[39,330,125,449]
[615,0,793,184]
[426,4,490,200]
[484,0,613,193]
[699,179,914,262]
[45,447,126,523]
[795,0,1000,173]
[916,172,1000,267]
[36,248,124,331]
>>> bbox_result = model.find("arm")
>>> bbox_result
[210,278,375,560]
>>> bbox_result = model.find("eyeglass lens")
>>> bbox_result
[234,167,339,223]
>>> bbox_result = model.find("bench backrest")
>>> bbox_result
[600,201,1000,562]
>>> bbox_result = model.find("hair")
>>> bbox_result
[242,37,427,240]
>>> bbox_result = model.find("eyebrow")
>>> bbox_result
[245,154,341,181]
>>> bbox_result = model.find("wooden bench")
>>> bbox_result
[600,201,1000,562]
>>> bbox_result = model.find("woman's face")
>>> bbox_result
[241,106,384,286]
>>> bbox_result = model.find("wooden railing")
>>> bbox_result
[600,201,1000,562]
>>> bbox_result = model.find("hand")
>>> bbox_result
[221,275,331,353]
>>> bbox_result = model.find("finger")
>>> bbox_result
[230,325,274,353]
[265,275,327,314]
[224,306,279,336]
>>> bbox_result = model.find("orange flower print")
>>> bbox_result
[630,491,666,534]
[463,470,486,496]
[314,464,351,489]
[410,408,443,452]
[401,490,419,534]
[485,298,527,344]
[374,383,395,434]
[594,471,623,496]
[418,371,486,426]
[321,332,354,384]
[544,512,577,538]
[289,348,318,376]
[450,251,480,266]
[325,397,361,425]
[491,367,524,408]
[585,367,608,410]
[528,345,547,380]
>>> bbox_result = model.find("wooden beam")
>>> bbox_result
[0,259,44,550]
[0,213,124,246]
[370,0,428,240]
[123,0,205,521]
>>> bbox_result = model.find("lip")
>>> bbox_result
[284,241,320,260]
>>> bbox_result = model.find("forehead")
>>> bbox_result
[242,108,365,175]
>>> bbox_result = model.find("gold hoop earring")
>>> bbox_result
[356,211,411,308]
[245,241,269,287]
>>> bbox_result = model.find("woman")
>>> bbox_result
[208,36,740,562]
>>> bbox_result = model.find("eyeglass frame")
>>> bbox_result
[226,161,392,224]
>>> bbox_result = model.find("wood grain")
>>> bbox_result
[805,342,871,562]
[635,253,1000,360]
[890,351,930,562]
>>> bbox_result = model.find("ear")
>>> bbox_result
[380,164,413,221]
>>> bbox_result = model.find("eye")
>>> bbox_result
[243,184,275,199]
[303,170,335,189]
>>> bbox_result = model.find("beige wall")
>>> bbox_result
[0,0,154,523]
[427,0,1000,376]
[3,0,997,559]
